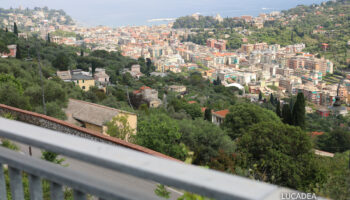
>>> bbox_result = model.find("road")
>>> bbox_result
[13,142,183,200]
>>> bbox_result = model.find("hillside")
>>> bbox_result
[176,0,350,69]
[1,5,350,199]
[0,7,74,31]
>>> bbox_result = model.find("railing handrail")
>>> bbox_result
[0,146,156,200]
[0,117,284,200]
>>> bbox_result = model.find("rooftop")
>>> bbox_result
[65,99,135,127]
[213,109,230,118]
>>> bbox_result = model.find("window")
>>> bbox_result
[77,80,79,84]
[82,86,86,90]
[83,80,85,83]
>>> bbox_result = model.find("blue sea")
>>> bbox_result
[1,0,327,27]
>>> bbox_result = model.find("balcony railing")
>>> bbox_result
[0,117,298,200]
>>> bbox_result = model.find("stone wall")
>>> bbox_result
[0,104,179,161]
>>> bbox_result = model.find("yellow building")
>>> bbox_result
[64,99,137,141]
[56,70,95,91]
[72,74,95,91]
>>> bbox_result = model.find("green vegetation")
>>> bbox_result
[50,30,76,38]
[106,115,134,140]
[238,122,326,191]
[1,3,350,198]
[154,184,170,199]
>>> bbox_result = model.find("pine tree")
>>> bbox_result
[276,100,281,118]
[16,44,21,59]
[13,22,18,36]
[292,93,305,128]
[282,104,293,125]
[204,108,212,121]
[47,33,51,43]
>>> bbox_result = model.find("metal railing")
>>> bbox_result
[0,117,294,200]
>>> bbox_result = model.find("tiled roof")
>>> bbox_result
[310,131,324,137]
[65,99,135,127]
[213,109,229,118]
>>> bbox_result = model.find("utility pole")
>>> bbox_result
[37,50,46,115]
[126,86,134,111]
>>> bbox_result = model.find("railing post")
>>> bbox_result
[50,182,63,200]
[8,167,24,200]
[0,163,7,200]
[28,174,43,200]
[73,190,87,200]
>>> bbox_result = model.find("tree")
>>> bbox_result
[213,76,221,85]
[179,119,235,165]
[184,103,202,119]
[0,74,30,110]
[269,93,274,105]
[292,92,306,128]
[80,49,84,57]
[133,112,188,160]
[13,22,18,36]
[0,41,9,54]
[47,33,51,43]
[52,52,71,70]
[317,128,350,153]
[106,115,134,140]
[222,103,281,139]
[204,108,212,121]
[258,91,262,101]
[275,101,281,118]
[282,104,293,125]
[15,44,21,59]
[238,122,326,191]
[5,27,8,32]
[317,151,350,199]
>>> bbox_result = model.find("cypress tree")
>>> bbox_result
[276,100,281,118]
[80,49,84,57]
[259,91,262,101]
[16,44,21,59]
[13,22,18,36]
[47,33,51,43]
[282,104,293,125]
[270,93,274,105]
[292,93,305,128]
[5,27,8,32]
[204,108,212,121]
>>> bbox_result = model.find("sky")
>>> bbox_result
[0,0,328,27]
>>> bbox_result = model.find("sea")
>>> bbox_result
[1,0,328,27]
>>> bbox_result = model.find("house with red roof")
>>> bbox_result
[212,109,229,125]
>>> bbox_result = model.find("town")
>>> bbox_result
[0,1,350,199]
[1,6,348,118]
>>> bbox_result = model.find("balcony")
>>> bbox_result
[0,117,299,200]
